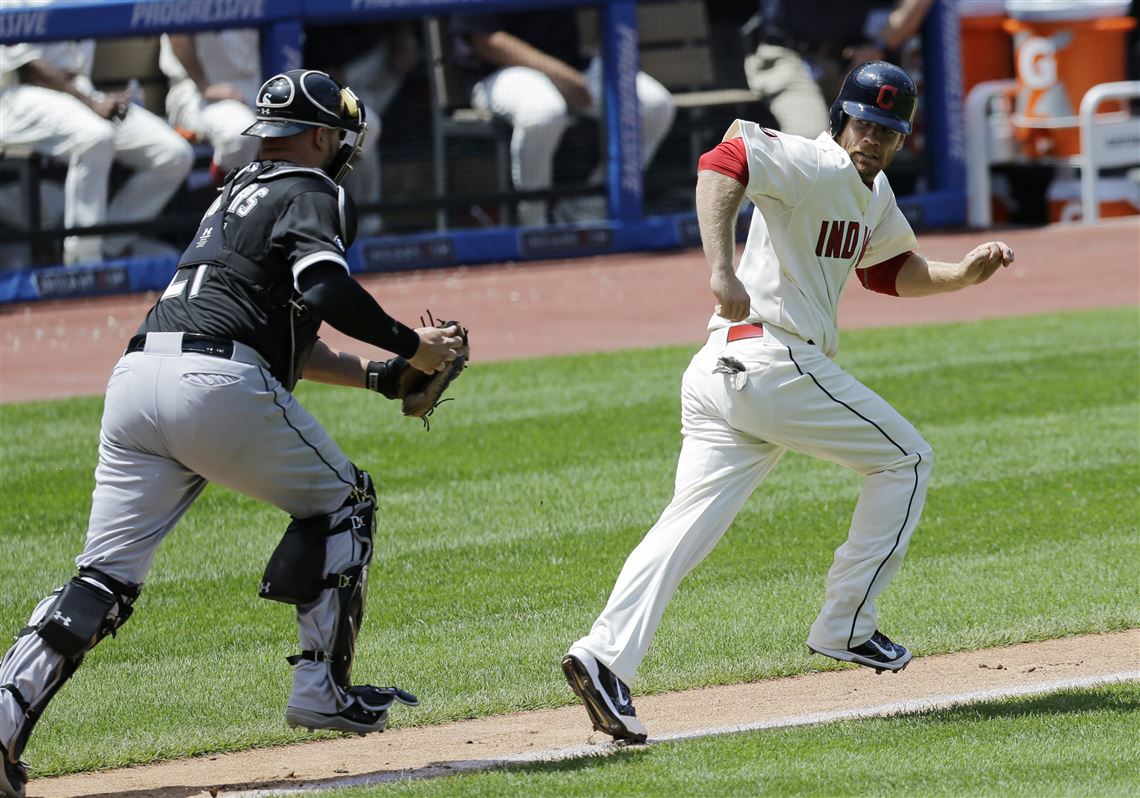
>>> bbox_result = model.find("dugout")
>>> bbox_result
[0,0,968,304]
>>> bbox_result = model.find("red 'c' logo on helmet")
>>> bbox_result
[877,85,897,110]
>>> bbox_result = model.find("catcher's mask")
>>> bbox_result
[243,69,367,184]
[829,61,917,137]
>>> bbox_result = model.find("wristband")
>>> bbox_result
[365,359,402,399]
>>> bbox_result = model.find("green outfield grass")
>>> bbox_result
[0,307,1137,779]
[331,682,1140,798]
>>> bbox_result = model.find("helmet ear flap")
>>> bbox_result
[829,104,845,137]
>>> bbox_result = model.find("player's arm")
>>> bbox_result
[696,130,750,321]
[300,340,369,387]
[297,262,461,373]
[301,339,418,396]
[467,24,589,110]
[17,57,128,119]
[893,241,1015,297]
[168,34,244,102]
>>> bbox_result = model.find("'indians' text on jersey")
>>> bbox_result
[709,121,917,357]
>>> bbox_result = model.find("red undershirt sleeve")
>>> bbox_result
[697,138,749,185]
[858,251,913,296]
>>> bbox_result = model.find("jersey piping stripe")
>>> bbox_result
[259,165,337,187]
[786,347,921,649]
[291,251,348,286]
[258,368,355,491]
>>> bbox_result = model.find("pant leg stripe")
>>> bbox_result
[787,348,907,457]
[259,368,354,491]
[786,348,920,648]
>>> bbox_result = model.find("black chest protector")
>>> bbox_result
[172,163,340,389]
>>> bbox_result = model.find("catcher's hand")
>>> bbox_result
[365,315,469,429]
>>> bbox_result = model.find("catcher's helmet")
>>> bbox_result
[243,69,367,183]
[829,61,917,137]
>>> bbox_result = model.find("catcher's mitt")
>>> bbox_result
[366,317,469,429]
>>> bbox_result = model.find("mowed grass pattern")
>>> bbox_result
[0,308,1136,777]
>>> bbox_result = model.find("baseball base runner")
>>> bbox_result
[563,61,1015,743]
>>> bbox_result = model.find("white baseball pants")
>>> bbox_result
[0,81,192,264]
[575,324,932,684]
[471,56,676,226]
[164,78,259,173]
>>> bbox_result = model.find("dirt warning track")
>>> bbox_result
[2,219,1137,404]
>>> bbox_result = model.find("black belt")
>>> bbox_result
[761,33,846,61]
[125,333,235,359]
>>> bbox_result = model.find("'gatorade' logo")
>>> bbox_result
[876,85,897,110]
[1019,36,1059,89]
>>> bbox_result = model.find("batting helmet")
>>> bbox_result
[243,69,367,183]
[829,61,917,137]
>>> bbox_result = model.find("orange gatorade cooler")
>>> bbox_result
[1046,176,1140,223]
[959,1,1014,96]
[1004,0,1136,157]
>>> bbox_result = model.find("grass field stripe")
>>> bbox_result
[223,671,1140,796]
[650,670,1140,743]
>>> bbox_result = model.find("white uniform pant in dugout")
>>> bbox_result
[0,81,192,265]
[574,324,932,684]
[472,56,675,226]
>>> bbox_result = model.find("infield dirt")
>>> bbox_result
[29,630,1139,797]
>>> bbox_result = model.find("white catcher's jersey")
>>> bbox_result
[709,121,918,357]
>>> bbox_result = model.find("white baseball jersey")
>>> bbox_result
[709,121,918,358]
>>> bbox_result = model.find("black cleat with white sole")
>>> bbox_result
[0,742,26,798]
[562,646,648,743]
[808,630,912,674]
[285,685,419,736]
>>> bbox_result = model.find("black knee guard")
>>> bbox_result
[2,568,139,762]
[34,568,139,658]
[261,468,376,688]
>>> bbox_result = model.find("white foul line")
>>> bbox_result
[227,671,1140,796]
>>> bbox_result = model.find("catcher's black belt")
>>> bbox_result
[125,333,234,359]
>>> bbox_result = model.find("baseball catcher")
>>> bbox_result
[0,69,468,798]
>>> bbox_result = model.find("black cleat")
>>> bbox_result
[562,646,648,743]
[808,630,912,673]
[0,742,26,798]
[285,685,419,735]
